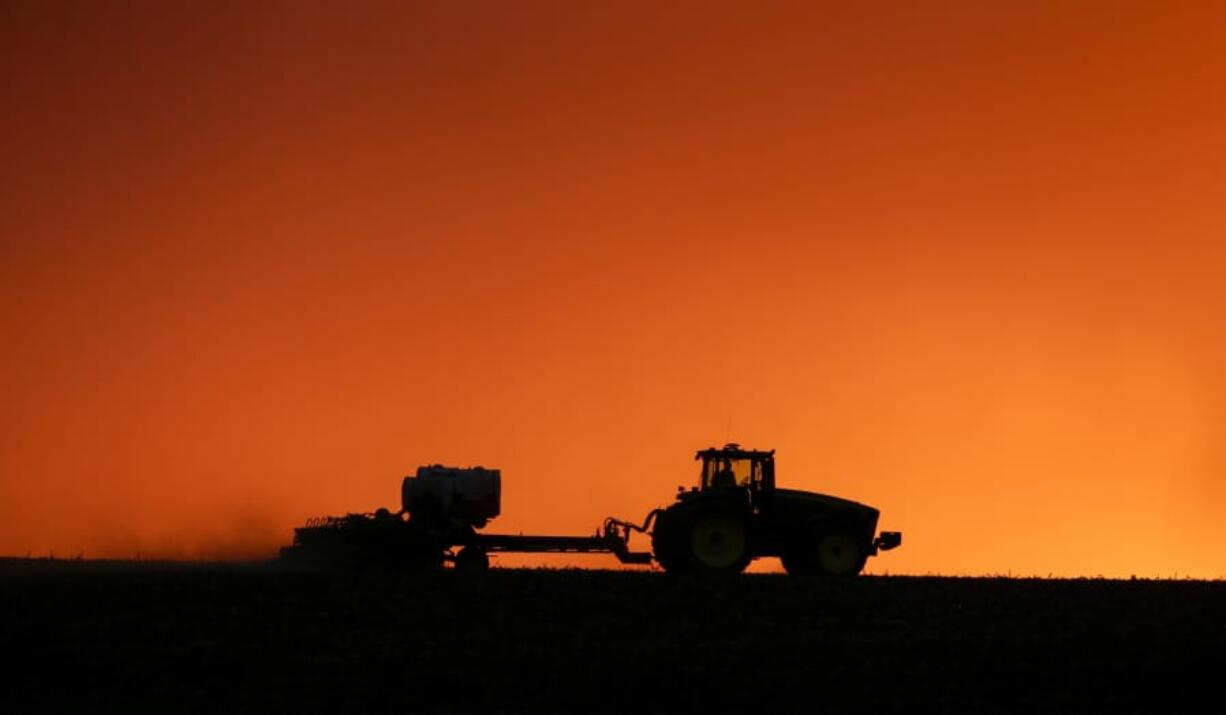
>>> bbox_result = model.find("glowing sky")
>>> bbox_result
[3,2,1225,576]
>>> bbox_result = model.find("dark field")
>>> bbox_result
[2,559,1222,713]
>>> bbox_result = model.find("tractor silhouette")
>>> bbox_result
[651,444,901,575]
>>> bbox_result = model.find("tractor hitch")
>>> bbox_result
[599,512,660,565]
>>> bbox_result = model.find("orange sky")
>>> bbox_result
[3,1,1225,576]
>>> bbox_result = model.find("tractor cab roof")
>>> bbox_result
[695,443,776,462]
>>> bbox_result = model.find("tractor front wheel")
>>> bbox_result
[783,530,866,577]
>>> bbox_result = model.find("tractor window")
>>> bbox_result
[702,458,757,489]
[731,459,753,486]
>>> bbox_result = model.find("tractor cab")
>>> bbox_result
[695,444,775,494]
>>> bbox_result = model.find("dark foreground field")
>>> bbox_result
[2,559,1222,713]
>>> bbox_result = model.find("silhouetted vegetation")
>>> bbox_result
[2,560,1221,712]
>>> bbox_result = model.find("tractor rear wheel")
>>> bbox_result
[651,510,695,573]
[687,511,751,575]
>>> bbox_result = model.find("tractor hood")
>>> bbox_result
[772,488,880,519]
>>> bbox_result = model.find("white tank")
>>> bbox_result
[401,465,501,526]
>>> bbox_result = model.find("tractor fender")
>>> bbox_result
[657,493,749,525]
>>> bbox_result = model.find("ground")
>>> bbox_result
[2,559,1220,713]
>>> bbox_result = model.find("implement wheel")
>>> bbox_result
[455,546,490,574]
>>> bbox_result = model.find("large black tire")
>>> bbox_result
[653,502,753,575]
[651,510,696,574]
[782,529,867,576]
[687,511,752,575]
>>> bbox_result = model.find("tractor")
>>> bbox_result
[649,443,901,575]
